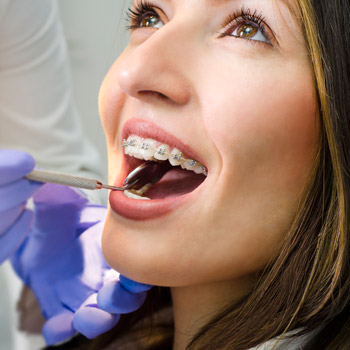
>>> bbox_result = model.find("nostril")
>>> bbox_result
[138,90,169,101]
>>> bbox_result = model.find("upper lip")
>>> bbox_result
[121,118,207,168]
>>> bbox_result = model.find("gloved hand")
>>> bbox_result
[11,183,152,345]
[73,274,152,339]
[0,149,42,264]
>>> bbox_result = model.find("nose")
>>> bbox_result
[117,25,192,106]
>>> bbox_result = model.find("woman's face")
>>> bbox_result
[99,0,318,287]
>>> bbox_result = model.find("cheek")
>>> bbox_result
[195,63,319,273]
[202,61,318,183]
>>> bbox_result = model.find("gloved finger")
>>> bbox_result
[0,209,33,264]
[42,310,76,346]
[73,304,120,339]
[0,179,42,212]
[0,204,25,235]
[55,275,97,312]
[33,184,88,234]
[120,275,153,293]
[0,149,35,185]
[97,280,148,314]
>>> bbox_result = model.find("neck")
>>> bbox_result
[170,276,255,350]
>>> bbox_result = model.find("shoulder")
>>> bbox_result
[250,329,318,350]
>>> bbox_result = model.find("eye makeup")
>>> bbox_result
[219,7,276,46]
[125,1,277,47]
[126,0,164,31]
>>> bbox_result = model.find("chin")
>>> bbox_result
[101,214,177,286]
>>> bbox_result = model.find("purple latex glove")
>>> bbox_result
[11,183,152,345]
[73,273,152,339]
[0,149,42,264]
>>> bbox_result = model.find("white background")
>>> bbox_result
[0,1,130,349]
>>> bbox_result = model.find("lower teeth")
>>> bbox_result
[123,190,150,200]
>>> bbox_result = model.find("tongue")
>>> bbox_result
[145,167,206,199]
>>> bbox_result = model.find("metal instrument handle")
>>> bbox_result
[25,169,102,190]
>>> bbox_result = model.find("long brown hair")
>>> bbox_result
[49,1,350,349]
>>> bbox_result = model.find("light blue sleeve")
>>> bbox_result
[0,0,106,205]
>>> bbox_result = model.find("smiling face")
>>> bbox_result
[99,0,319,287]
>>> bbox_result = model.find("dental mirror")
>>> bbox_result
[123,160,171,190]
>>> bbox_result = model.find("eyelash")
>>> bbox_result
[126,1,273,46]
[126,0,158,31]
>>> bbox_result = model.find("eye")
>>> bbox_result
[231,23,268,43]
[139,15,163,29]
[126,1,164,31]
[220,8,274,46]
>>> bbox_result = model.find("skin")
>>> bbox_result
[99,0,319,348]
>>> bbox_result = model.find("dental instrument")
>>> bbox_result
[25,161,166,191]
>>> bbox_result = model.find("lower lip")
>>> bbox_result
[109,190,190,220]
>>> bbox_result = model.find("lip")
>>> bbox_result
[109,118,207,220]
[109,190,193,220]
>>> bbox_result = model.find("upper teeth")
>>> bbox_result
[123,135,208,176]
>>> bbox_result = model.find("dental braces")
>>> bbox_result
[157,147,166,155]
[123,137,208,176]
[173,152,182,161]
[141,142,149,150]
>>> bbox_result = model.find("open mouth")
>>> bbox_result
[122,135,207,200]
